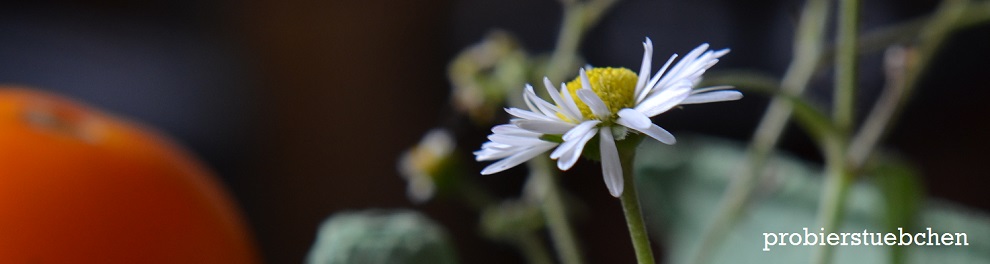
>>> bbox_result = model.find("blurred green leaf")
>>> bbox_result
[868,155,923,264]
[306,210,458,264]
[633,136,990,264]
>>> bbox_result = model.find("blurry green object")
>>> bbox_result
[306,210,458,264]
[635,136,990,264]
[448,30,529,124]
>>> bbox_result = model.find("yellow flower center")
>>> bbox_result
[562,67,638,121]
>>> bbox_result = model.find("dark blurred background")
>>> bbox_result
[0,0,987,263]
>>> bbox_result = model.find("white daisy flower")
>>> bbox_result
[476,38,742,197]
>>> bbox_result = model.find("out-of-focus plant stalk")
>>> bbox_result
[529,157,585,264]
[532,1,619,264]
[690,0,829,263]
[848,46,908,168]
[812,0,859,263]
[811,136,853,264]
[692,1,989,262]
[546,0,619,82]
[815,1,980,263]
[545,4,583,82]
[849,0,971,167]
[832,0,859,135]
[517,232,555,264]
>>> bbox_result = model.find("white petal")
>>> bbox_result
[544,77,580,121]
[475,142,509,157]
[579,68,593,91]
[712,48,730,58]
[476,141,527,161]
[488,133,547,146]
[640,53,678,103]
[513,119,574,134]
[634,38,653,97]
[524,85,563,118]
[491,124,540,137]
[650,43,728,98]
[626,123,676,145]
[549,139,573,159]
[505,108,552,121]
[556,127,597,170]
[480,143,556,175]
[680,90,743,104]
[690,85,735,94]
[616,108,651,129]
[599,127,624,197]
[522,84,541,112]
[475,149,513,161]
[477,141,514,152]
[559,83,583,121]
[635,83,692,117]
[664,43,710,80]
[562,120,601,141]
[550,121,599,159]
[577,89,611,119]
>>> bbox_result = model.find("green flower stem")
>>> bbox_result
[530,157,586,264]
[618,145,655,264]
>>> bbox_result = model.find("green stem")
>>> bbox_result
[546,0,619,82]
[530,158,586,264]
[546,4,584,82]
[834,0,860,134]
[811,136,853,264]
[516,232,555,264]
[812,0,859,263]
[455,179,498,210]
[848,0,971,167]
[618,148,655,264]
[690,0,829,263]
[532,1,620,263]
[903,0,969,98]
[847,46,906,167]
[692,2,989,262]
[457,167,556,264]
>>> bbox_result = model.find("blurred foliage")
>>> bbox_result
[634,136,990,264]
[306,210,458,264]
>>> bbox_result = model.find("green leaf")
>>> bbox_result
[306,210,459,264]
[633,136,990,264]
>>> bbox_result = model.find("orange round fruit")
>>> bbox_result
[0,87,259,263]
